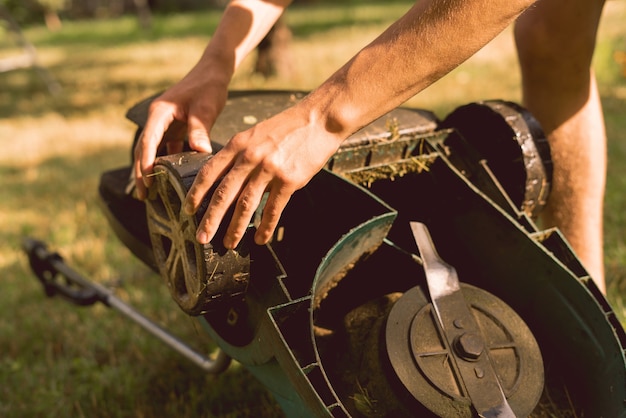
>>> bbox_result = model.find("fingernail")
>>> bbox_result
[197,231,209,244]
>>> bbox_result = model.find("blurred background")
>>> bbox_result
[1,0,625,416]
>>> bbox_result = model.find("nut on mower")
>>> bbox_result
[23,91,626,417]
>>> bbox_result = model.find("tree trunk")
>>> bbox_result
[133,0,152,30]
[44,10,62,31]
[255,18,293,78]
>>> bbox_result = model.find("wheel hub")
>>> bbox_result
[145,152,251,316]
[385,223,545,417]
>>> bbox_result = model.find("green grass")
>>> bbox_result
[1,1,625,417]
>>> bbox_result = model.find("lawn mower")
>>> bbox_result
[24,90,626,417]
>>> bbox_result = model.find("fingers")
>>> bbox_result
[187,113,214,154]
[133,155,147,199]
[223,177,271,248]
[165,120,187,155]
[134,101,217,199]
[188,158,291,249]
[134,104,175,199]
[133,129,161,200]
[187,92,226,153]
[253,185,291,245]
[185,152,234,244]
[166,140,184,155]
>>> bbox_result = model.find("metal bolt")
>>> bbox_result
[454,332,484,361]
[227,307,239,326]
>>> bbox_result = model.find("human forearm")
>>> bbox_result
[155,0,540,250]
[133,0,292,198]
[302,0,535,139]
[198,0,291,81]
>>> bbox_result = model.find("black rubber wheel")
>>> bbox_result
[441,100,553,219]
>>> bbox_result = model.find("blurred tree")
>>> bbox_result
[255,17,293,78]
[0,4,62,93]
[38,0,65,30]
[133,0,152,29]
[0,0,37,24]
[0,0,295,78]
[0,0,66,28]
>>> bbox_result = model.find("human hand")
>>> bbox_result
[184,104,344,249]
[133,67,230,200]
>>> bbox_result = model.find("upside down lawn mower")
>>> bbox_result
[24,90,626,417]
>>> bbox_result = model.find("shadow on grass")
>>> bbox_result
[0,1,417,119]
[0,59,167,119]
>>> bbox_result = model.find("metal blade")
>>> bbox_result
[410,222,516,418]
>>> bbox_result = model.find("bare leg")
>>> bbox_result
[514,0,607,292]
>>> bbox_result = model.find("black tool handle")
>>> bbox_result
[22,237,106,306]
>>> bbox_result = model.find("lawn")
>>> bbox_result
[1,1,625,417]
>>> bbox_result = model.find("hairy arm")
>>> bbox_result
[307,0,534,138]
[134,0,291,199]
[162,0,537,248]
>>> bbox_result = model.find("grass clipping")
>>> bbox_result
[341,154,437,188]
